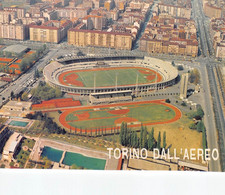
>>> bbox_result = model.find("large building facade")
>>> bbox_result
[29,20,72,43]
[203,3,222,18]
[0,23,27,40]
[68,29,133,50]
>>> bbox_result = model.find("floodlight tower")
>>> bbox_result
[136,74,139,97]
[94,73,96,93]
[115,72,118,91]
[155,71,158,93]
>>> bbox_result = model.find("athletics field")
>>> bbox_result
[58,67,163,88]
[59,100,181,132]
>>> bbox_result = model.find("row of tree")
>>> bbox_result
[188,106,207,158]
[69,126,119,137]
[119,123,167,151]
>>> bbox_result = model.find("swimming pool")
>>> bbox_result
[63,151,106,170]
[9,120,29,127]
[41,146,106,170]
[41,146,63,163]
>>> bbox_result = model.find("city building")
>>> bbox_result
[0,10,17,23]
[3,7,25,19]
[68,28,133,50]
[0,23,28,40]
[29,20,72,43]
[203,3,222,18]
[2,132,23,162]
[0,126,13,154]
[158,3,192,19]
[0,101,32,117]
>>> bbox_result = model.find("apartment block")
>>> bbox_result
[158,3,191,19]
[29,20,72,43]
[203,3,222,18]
[68,28,132,50]
[0,10,17,23]
[0,23,27,40]
[3,7,25,19]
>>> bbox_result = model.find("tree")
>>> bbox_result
[202,123,207,159]
[181,102,187,106]
[189,123,197,130]
[171,61,175,66]
[189,68,200,85]
[141,126,148,149]
[43,44,47,51]
[163,132,166,149]
[10,91,15,99]
[157,132,161,151]
[177,65,184,71]
[120,122,125,145]
[165,99,170,103]
[197,121,205,132]
[140,125,144,148]
[148,128,155,151]
[196,107,204,119]
[34,68,40,79]
[21,92,29,101]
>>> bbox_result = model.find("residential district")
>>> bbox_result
[0,0,224,171]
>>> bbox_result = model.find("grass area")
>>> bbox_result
[63,67,158,87]
[28,120,45,135]
[88,110,112,119]
[150,114,202,160]
[128,104,175,122]
[65,113,78,121]
[69,117,117,129]
[15,138,36,168]
[22,138,35,149]
[16,149,30,168]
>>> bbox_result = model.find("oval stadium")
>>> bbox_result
[43,55,178,96]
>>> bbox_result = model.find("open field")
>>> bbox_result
[58,66,163,88]
[58,100,181,132]
[151,114,203,160]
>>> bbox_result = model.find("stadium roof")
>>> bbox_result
[90,90,132,96]
[3,45,29,54]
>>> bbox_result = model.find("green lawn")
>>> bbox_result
[15,138,35,168]
[63,67,157,88]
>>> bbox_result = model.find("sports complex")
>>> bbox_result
[43,55,178,96]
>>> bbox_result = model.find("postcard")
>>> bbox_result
[0,0,224,173]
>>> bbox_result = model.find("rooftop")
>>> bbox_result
[4,101,32,108]
[3,45,29,54]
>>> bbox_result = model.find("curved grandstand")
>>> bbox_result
[43,55,178,96]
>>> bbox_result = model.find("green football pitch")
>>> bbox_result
[58,67,162,88]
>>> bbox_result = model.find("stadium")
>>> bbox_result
[43,55,178,97]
